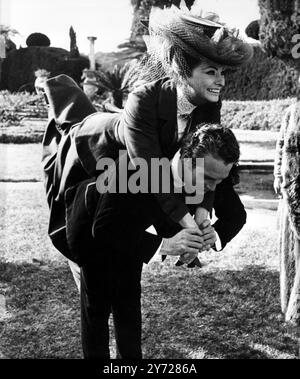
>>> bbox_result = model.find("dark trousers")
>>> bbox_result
[80,251,144,359]
[68,173,174,360]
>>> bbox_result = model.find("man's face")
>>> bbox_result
[183,153,233,199]
[184,60,226,105]
[202,154,233,192]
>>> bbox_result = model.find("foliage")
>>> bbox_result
[0,47,89,92]
[26,33,51,47]
[0,25,19,37]
[95,61,140,108]
[245,20,260,40]
[0,88,295,133]
[258,0,300,67]
[0,25,18,53]
[69,26,79,58]
[221,98,295,131]
[0,90,47,127]
[223,46,300,101]
[129,0,195,46]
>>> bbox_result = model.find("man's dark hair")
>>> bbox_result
[180,123,240,165]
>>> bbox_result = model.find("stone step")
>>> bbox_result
[239,161,274,172]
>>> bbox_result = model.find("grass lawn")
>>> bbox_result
[0,144,43,182]
[0,182,298,359]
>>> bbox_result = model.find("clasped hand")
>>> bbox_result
[160,220,217,265]
[179,220,217,264]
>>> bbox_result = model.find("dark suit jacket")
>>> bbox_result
[42,75,242,263]
[65,153,246,266]
[74,77,221,222]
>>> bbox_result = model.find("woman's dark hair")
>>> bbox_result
[180,123,240,165]
[180,51,201,77]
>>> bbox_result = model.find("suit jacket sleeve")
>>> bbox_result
[121,85,189,223]
[212,178,247,249]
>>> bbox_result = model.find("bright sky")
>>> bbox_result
[1,0,260,53]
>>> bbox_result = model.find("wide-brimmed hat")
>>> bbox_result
[146,6,253,68]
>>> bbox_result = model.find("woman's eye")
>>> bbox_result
[206,70,216,75]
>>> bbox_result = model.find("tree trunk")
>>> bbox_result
[258,0,300,67]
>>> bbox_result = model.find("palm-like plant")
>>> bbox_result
[95,61,140,108]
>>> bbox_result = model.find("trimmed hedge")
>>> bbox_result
[0,91,296,135]
[0,47,89,92]
[221,98,295,131]
[26,33,51,47]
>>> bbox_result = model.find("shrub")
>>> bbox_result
[0,91,296,132]
[0,47,89,92]
[0,90,47,127]
[245,20,260,40]
[26,33,51,47]
[94,61,140,108]
[221,98,296,131]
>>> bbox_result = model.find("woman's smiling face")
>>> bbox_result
[184,59,227,105]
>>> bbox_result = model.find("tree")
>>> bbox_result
[258,0,300,327]
[129,0,195,49]
[258,0,300,67]
[245,20,260,40]
[0,24,18,54]
[69,26,79,58]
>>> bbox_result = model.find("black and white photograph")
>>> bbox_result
[0,0,300,363]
